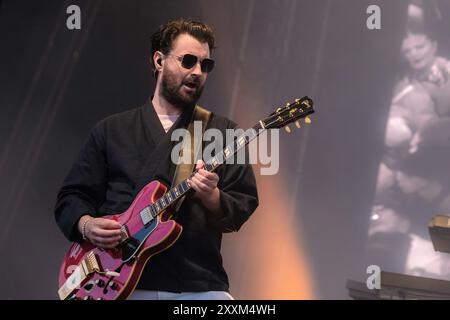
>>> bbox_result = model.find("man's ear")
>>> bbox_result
[153,51,164,70]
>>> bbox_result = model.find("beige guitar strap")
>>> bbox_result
[171,105,211,213]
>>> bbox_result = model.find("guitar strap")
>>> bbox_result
[171,105,211,213]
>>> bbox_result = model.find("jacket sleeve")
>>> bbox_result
[54,121,108,242]
[213,163,259,233]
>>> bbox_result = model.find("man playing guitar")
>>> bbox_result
[55,18,259,300]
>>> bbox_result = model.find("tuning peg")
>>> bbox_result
[295,98,300,103]
[295,120,301,128]
[305,116,312,124]
[284,125,292,133]
[285,102,290,107]
[276,107,282,112]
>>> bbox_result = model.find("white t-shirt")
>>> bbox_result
[157,113,180,132]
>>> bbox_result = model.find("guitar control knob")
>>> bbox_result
[83,296,93,300]
[95,279,105,288]
[109,282,118,290]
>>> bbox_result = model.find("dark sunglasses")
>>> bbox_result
[168,54,215,73]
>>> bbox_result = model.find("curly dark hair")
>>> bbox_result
[150,18,216,78]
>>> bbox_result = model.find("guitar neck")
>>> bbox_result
[146,122,265,216]
[203,122,264,173]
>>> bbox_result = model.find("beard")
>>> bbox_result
[161,68,204,109]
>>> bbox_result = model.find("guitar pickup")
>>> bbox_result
[140,207,154,225]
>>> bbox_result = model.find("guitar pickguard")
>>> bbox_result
[120,217,159,262]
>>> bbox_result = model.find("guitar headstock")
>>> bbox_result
[261,96,314,132]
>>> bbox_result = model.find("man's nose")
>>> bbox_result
[191,61,203,76]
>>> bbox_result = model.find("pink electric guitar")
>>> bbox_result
[58,96,314,300]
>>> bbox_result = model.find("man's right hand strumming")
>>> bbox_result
[77,215,122,249]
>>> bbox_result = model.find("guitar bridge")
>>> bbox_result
[120,225,130,242]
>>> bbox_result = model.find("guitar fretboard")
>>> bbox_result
[140,123,264,224]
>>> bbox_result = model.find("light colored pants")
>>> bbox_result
[128,290,234,300]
